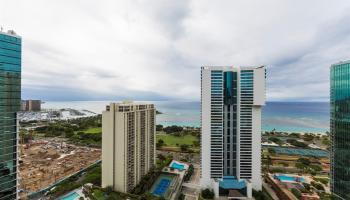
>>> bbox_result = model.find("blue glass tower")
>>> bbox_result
[331,61,350,200]
[0,30,21,200]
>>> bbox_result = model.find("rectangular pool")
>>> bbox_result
[60,192,80,200]
[275,174,305,183]
[151,174,175,198]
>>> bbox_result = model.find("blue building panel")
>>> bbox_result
[0,31,21,200]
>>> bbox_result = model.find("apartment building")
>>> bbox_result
[102,102,156,193]
[201,66,266,198]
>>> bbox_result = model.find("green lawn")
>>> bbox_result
[84,127,102,134]
[156,133,198,146]
[92,189,105,200]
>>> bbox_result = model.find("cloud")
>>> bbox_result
[1,0,350,101]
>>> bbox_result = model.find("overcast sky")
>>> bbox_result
[2,0,350,101]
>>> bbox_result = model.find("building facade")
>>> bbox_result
[21,100,41,111]
[102,102,156,193]
[0,30,21,200]
[330,61,350,200]
[201,66,265,198]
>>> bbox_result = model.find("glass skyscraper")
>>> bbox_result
[0,30,21,200]
[201,66,265,198]
[330,61,350,200]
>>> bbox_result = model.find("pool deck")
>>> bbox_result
[274,174,307,183]
[169,160,189,171]
[153,160,190,200]
[59,188,86,200]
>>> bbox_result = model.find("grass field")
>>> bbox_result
[84,127,102,134]
[156,133,199,146]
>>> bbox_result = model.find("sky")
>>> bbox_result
[1,0,350,101]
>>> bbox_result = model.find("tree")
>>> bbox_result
[157,154,166,161]
[178,193,185,200]
[303,133,314,141]
[180,144,189,152]
[289,133,301,138]
[295,162,306,171]
[303,183,311,191]
[311,181,325,191]
[297,158,311,166]
[201,189,214,199]
[156,124,163,131]
[268,148,276,155]
[287,139,307,147]
[310,164,322,172]
[268,137,281,144]
[291,188,301,198]
[266,155,272,172]
[192,140,200,147]
[156,139,165,148]
[163,125,183,134]
[322,138,331,146]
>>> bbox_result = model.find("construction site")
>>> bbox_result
[19,138,101,197]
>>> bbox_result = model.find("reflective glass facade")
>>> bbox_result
[223,72,237,176]
[331,62,350,200]
[0,32,21,200]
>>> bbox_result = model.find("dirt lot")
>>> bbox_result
[19,138,101,195]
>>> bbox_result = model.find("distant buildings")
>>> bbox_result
[0,30,21,199]
[101,102,156,193]
[201,66,266,198]
[21,100,41,111]
[330,61,350,200]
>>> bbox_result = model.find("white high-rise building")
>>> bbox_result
[102,102,156,193]
[201,66,265,198]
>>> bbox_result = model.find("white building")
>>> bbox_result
[102,102,156,193]
[201,66,266,198]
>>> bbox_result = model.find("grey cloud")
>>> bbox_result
[2,0,350,101]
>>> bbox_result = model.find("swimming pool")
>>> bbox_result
[60,192,80,200]
[275,174,305,183]
[151,174,175,198]
[170,162,185,170]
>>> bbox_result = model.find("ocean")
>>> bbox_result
[42,101,329,133]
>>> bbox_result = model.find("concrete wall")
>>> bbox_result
[200,68,212,188]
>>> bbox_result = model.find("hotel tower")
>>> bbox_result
[102,102,156,193]
[330,61,350,200]
[0,30,21,200]
[201,66,265,198]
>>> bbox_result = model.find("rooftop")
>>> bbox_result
[0,28,21,38]
[331,60,350,67]
[201,65,265,71]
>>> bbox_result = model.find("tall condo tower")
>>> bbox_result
[102,102,156,193]
[0,30,21,200]
[330,61,350,200]
[201,66,265,198]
